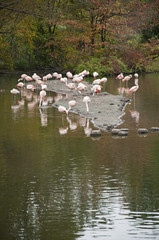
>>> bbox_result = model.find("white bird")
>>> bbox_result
[17,82,24,88]
[26,84,36,91]
[18,74,27,82]
[134,73,139,78]
[122,75,132,83]
[66,82,76,90]
[128,78,139,94]
[116,73,124,80]
[52,72,58,78]
[68,100,77,112]
[91,84,102,95]
[93,72,99,78]
[10,88,20,94]
[41,84,47,90]
[46,73,52,79]
[72,76,83,83]
[10,88,20,103]
[66,71,73,79]
[76,83,87,94]
[100,77,107,83]
[39,90,46,107]
[58,105,68,114]
[56,73,62,79]
[25,76,33,82]
[60,77,68,84]
[92,79,101,85]
[32,73,41,80]
[83,96,91,113]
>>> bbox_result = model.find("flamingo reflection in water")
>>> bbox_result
[59,127,69,135]
[84,118,92,137]
[10,88,20,104]
[67,116,78,130]
[130,110,140,124]
[118,87,130,96]
[39,108,48,127]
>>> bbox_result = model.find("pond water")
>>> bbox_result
[0,72,159,240]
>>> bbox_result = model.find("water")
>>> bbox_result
[0,73,159,240]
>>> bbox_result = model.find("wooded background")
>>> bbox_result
[0,0,159,75]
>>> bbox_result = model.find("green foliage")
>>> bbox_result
[145,57,159,72]
[75,57,113,76]
[0,37,13,70]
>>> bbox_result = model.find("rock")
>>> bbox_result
[111,129,120,135]
[120,128,129,132]
[137,128,148,134]
[90,130,102,137]
[151,127,159,132]
[111,128,129,136]
[118,130,128,136]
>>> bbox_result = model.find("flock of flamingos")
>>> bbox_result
[10,70,140,135]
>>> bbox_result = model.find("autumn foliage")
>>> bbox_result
[0,0,159,74]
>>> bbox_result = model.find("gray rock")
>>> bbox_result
[90,130,102,137]
[111,129,120,135]
[137,128,148,134]
[118,130,128,136]
[151,127,159,132]
[120,128,129,132]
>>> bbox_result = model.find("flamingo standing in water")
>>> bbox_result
[116,73,124,80]
[128,78,139,95]
[26,84,36,91]
[116,73,124,88]
[134,73,139,78]
[122,75,132,87]
[10,88,20,95]
[39,89,46,107]
[10,88,20,103]
[17,82,24,89]
[58,100,77,115]
[58,105,68,114]
[83,96,91,113]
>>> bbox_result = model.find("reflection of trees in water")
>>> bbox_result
[1,126,159,239]
[6,81,159,239]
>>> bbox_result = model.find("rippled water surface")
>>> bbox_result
[0,73,159,240]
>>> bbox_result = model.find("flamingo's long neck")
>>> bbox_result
[86,102,89,112]
[135,78,138,86]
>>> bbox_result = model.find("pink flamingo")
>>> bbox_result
[76,83,87,94]
[83,96,91,113]
[68,100,77,111]
[17,82,24,89]
[66,72,73,79]
[122,74,132,87]
[116,73,124,80]
[26,84,36,91]
[93,72,99,78]
[58,105,68,114]
[91,84,102,95]
[128,78,139,94]
[39,89,46,107]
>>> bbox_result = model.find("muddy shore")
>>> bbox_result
[46,79,129,131]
